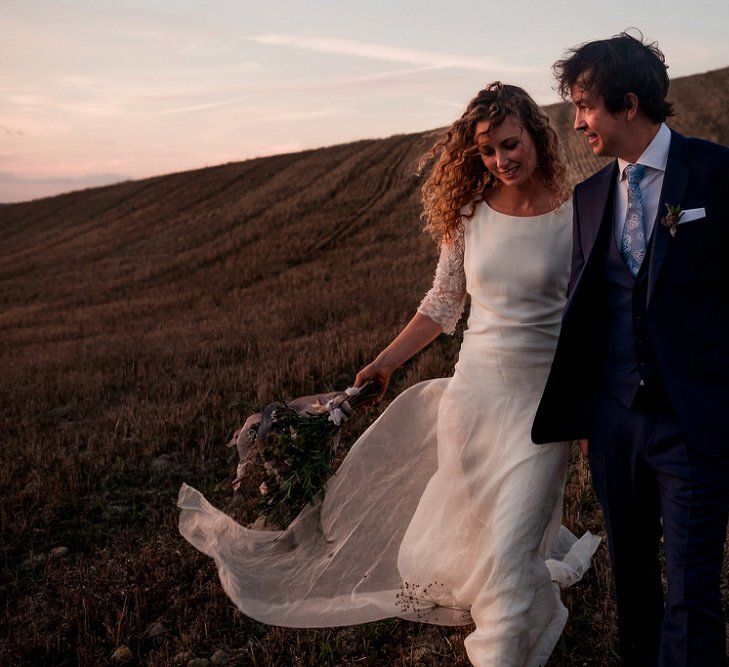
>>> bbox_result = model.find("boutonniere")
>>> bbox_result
[661,204,684,237]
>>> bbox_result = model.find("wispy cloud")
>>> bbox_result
[0,171,130,186]
[156,94,351,121]
[53,76,102,87]
[0,114,71,137]
[155,96,257,115]
[0,171,131,203]
[266,107,350,122]
[250,141,304,157]
[152,65,461,115]
[4,91,125,118]
[332,64,449,85]
[421,96,467,109]
[250,34,536,74]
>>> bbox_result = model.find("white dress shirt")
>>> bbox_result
[614,122,672,246]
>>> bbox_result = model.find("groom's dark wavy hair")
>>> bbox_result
[553,29,674,124]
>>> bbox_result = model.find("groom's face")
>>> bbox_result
[570,82,624,158]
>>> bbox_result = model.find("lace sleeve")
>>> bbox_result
[417,227,467,335]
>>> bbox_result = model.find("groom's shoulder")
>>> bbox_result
[677,131,729,170]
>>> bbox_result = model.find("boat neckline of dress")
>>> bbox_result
[482,199,569,220]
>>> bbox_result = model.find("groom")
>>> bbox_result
[532,31,729,665]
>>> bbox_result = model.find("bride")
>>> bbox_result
[178,82,600,666]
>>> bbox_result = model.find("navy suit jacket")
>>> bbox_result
[532,130,729,455]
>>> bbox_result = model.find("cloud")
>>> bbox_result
[156,96,257,115]
[420,96,467,109]
[250,141,303,157]
[266,107,351,122]
[331,64,449,85]
[0,114,71,136]
[157,96,351,122]
[0,171,132,203]
[53,76,102,87]
[0,171,130,186]
[4,92,125,118]
[250,34,536,74]
[151,65,466,115]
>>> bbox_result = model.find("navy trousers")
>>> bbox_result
[587,389,729,666]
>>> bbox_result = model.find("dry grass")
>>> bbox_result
[2,67,728,666]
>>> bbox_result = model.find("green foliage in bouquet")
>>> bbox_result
[256,404,340,527]
[230,379,381,529]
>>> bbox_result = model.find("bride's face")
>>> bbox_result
[474,116,539,188]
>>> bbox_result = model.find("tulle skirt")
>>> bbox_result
[179,342,599,666]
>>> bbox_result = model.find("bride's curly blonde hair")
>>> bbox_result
[419,82,570,245]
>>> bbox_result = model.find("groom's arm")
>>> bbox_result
[567,188,585,298]
[567,187,589,457]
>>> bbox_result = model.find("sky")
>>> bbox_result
[2,0,728,203]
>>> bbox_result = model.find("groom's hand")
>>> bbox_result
[578,439,589,457]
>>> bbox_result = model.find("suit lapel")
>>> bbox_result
[582,162,618,261]
[565,162,617,309]
[647,131,690,306]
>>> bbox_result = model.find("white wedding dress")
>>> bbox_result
[178,200,600,666]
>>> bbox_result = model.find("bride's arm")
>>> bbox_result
[353,312,443,400]
[354,228,467,401]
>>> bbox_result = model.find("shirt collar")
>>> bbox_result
[617,122,671,180]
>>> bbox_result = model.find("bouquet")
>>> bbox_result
[228,379,381,528]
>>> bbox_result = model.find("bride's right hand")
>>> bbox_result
[354,360,393,403]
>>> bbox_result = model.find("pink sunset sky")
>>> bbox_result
[2,0,728,203]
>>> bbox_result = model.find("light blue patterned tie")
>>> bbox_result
[621,164,647,277]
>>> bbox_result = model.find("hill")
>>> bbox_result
[1,66,728,666]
